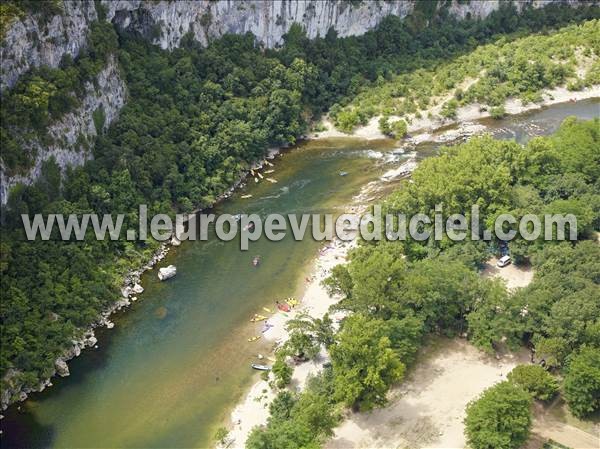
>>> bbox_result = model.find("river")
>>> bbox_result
[1,98,598,449]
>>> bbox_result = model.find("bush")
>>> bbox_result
[379,115,392,136]
[465,381,532,449]
[490,105,506,119]
[507,365,559,401]
[391,119,408,138]
[272,356,293,388]
[440,99,459,119]
[563,346,600,418]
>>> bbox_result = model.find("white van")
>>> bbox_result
[497,255,511,268]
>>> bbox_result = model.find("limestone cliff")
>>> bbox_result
[0,0,589,204]
[3,1,583,92]
[0,56,126,203]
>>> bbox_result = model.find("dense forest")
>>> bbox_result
[246,118,600,449]
[1,1,599,408]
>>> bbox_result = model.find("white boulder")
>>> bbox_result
[158,265,177,281]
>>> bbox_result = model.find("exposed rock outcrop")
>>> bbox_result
[55,360,70,377]
[158,265,177,281]
[1,1,98,91]
[0,1,588,203]
[0,55,126,204]
[4,1,585,91]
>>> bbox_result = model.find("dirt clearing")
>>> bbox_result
[326,338,530,449]
[482,257,534,290]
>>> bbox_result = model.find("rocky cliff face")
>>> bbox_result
[0,56,126,203]
[0,0,587,204]
[0,1,98,92]
[4,1,582,91]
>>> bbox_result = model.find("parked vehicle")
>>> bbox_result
[497,255,511,268]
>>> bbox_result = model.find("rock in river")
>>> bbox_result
[158,265,177,281]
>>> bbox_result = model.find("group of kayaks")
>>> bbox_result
[276,297,298,312]
[248,161,276,185]
[240,161,277,197]
[246,298,299,345]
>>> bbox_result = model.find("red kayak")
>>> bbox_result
[277,302,290,312]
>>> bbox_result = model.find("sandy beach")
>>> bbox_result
[311,84,600,140]
[223,237,356,448]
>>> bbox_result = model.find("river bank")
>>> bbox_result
[2,99,597,449]
[0,148,282,412]
[219,94,600,449]
[224,236,355,448]
[312,84,600,140]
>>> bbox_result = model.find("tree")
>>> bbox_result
[507,365,559,401]
[330,314,405,411]
[283,328,321,361]
[464,381,533,449]
[563,346,600,418]
[286,313,334,348]
[272,356,293,389]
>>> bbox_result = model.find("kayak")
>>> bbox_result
[277,302,291,312]
[285,297,298,307]
[251,364,271,371]
[241,194,253,199]
[248,336,261,342]
[262,307,273,313]
[266,178,277,183]
[250,314,268,322]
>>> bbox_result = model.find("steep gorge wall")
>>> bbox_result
[0,0,587,204]
[4,0,582,92]
[0,57,126,203]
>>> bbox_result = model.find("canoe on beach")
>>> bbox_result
[276,302,291,312]
[251,364,271,371]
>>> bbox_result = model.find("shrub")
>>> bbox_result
[490,105,506,119]
[465,381,532,449]
[507,365,559,401]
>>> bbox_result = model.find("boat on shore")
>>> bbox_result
[251,364,271,371]
[276,302,291,312]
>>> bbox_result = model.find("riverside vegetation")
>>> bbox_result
[246,118,600,449]
[332,19,600,133]
[0,0,599,414]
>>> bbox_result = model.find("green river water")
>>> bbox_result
[1,99,598,448]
